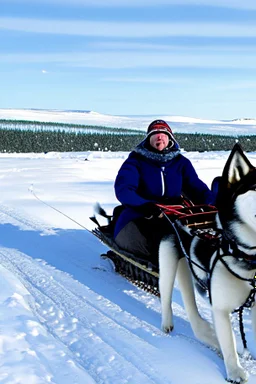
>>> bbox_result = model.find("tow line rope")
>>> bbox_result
[29,185,90,233]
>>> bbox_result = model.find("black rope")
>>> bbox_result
[162,211,210,274]
[237,307,247,350]
[206,250,220,305]
[219,256,256,283]
[233,288,256,350]
[162,211,213,294]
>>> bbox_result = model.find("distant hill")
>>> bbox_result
[0,108,256,136]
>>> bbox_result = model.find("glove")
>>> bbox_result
[137,202,162,219]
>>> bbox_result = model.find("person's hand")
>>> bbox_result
[137,202,163,219]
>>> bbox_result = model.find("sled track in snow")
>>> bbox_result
[0,202,160,296]
[0,202,161,297]
[0,203,54,234]
[0,246,173,384]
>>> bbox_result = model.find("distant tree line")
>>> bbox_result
[0,119,142,135]
[0,124,255,153]
[0,128,144,153]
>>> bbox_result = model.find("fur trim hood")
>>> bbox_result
[134,138,181,163]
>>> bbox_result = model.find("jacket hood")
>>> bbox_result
[134,138,181,163]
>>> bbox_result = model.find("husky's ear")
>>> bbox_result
[222,143,254,186]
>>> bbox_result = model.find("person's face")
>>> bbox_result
[149,132,170,151]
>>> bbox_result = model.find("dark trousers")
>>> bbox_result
[115,216,172,264]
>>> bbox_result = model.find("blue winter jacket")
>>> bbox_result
[114,139,214,238]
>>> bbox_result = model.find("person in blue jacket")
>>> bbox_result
[114,119,215,261]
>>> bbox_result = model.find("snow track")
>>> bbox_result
[0,202,55,234]
[0,194,254,383]
[0,247,172,384]
[0,205,177,383]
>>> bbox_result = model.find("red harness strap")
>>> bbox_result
[156,203,219,236]
[156,204,186,216]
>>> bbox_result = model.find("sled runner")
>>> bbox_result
[90,200,219,295]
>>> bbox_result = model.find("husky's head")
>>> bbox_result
[216,143,256,244]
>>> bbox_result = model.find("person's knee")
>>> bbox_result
[115,221,151,257]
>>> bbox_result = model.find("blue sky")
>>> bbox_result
[1,0,256,119]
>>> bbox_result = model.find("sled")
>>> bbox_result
[91,201,219,295]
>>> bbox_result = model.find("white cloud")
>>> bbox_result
[1,51,256,70]
[1,17,256,38]
[102,77,192,83]
[217,81,256,90]
[7,0,256,10]
[42,69,48,74]
[91,41,256,53]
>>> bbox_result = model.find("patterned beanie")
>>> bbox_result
[147,120,173,139]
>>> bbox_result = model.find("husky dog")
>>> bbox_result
[159,143,256,383]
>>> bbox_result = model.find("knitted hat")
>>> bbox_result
[147,120,173,139]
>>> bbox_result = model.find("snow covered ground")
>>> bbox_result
[0,146,255,383]
[1,108,256,136]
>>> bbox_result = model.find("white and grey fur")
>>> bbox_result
[159,143,256,383]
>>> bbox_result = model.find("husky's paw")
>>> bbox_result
[161,311,174,333]
[226,366,248,383]
[193,318,220,350]
[161,323,174,334]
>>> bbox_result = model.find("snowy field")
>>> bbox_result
[1,108,256,136]
[0,146,255,384]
